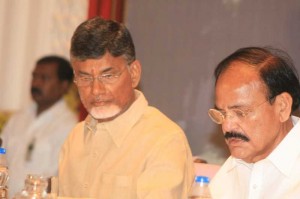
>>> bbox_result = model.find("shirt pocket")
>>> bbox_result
[100,173,133,199]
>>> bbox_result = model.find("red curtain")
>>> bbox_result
[88,0,125,21]
[78,0,126,121]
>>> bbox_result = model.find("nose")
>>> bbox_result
[91,78,106,96]
[221,115,239,133]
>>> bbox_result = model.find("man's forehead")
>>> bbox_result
[216,62,261,87]
[215,63,267,106]
[221,61,258,77]
[34,62,58,73]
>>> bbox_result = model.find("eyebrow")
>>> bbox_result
[101,67,114,73]
[215,103,250,111]
[77,71,90,76]
[77,67,114,76]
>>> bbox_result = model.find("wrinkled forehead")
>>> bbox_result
[70,53,129,65]
[71,52,128,74]
[215,62,268,107]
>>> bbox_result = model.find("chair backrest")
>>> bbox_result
[194,162,220,180]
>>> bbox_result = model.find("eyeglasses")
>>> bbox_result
[74,67,128,87]
[208,98,272,124]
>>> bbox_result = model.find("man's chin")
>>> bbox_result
[89,107,121,121]
[229,147,249,160]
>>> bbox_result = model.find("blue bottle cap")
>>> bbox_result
[195,176,210,183]
[0,148,6,154]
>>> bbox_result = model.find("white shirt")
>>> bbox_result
[210,116,300,199]
[1,99,77,197]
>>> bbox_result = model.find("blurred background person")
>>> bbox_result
[1,56,78,197]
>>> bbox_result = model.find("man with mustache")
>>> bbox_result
[1,56,77,197]
[208,47,300,199]
[58,17,194,199]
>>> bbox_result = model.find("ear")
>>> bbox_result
[275,92,293,122]
[128,60,142,88]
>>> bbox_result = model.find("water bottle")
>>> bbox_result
[188,176,211,199]
[13,174,52,199]
[0,148,9,199]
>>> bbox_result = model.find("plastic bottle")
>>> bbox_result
[13,174,52,199]
[0,147,9,199]
[188,175,211,199]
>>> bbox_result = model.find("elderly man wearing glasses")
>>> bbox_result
[208,47,300,199]
[58,17,194,199]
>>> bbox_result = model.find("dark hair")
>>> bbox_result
[36,55,73,83]
[214,47,300,111]
[70,17,135,64]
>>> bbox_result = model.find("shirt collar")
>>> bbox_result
[225,156,253,174]
[84,90,148,147]
[267,116,300,177]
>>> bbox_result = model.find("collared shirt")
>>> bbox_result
[1,99,77,197]
[210,116,300,199]
[58,90,194,199]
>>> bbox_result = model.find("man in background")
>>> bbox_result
[1,56,77,197]
[208,47,300,198]
[58,17,194,199]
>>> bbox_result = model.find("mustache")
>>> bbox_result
[31,87,42,95]
[224,131,250,142]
